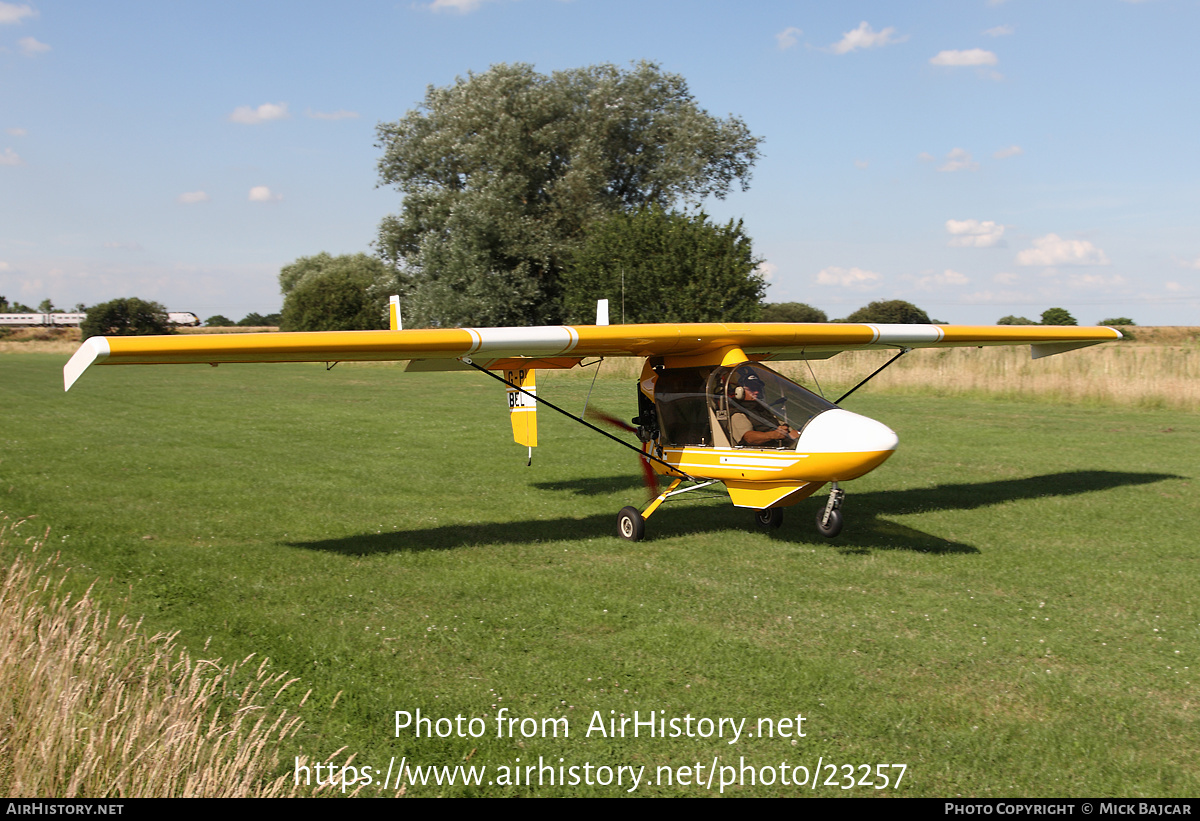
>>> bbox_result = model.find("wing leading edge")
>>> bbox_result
[63,322,1122,391]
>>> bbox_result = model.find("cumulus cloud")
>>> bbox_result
[177,190,209,204]
[6,127,26,136]
[854,159,869,170]
[305,109,360,121]
[18,35,49,55]
[946,219,1005,248]
[229,102,290,125]
[816,266,882,289]
[993,272,1021,285]
[755,261,777,281]
[0,2,36,24]
[1016,234,1110,267]
[0,147,23,166]
[984,25,1014,37]
[930,48,997,67]
[939,148,979,172]
[776,26,803,50]
[830,22,906,54]
[248,186,282,202]
[994,144,1023,159]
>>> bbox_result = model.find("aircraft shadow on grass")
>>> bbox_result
[288,470,1179,558]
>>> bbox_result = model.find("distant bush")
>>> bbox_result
[760,302,828,323]
[205,314,236,327]
[843,300,931,324]
[1040,307,1078,326]
[997,315,1038,325]
[80,298,173,340]
[1099,317,1135,326]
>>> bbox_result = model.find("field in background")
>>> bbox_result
[1,351,1197,796]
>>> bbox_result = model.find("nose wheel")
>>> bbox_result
[816,484,844,538]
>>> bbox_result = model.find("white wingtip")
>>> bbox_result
[63,337,110,391]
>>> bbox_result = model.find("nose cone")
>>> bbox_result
[796,409,899,480]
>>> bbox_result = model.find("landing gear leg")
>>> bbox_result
[816,483,844,538]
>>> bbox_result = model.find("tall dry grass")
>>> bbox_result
[770,342,1200,410]
[0,515,340,798]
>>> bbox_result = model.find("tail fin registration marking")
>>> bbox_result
[505,367,537,450]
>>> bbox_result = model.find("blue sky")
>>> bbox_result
[2,0,1198,325]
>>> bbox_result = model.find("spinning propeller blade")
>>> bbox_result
[585,408,659,502]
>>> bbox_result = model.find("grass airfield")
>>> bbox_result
[2,351,1197,797]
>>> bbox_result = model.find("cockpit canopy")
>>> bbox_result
[652,362,838,449]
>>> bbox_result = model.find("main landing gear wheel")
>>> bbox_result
[617,506,645,542]
[753,508,783,530]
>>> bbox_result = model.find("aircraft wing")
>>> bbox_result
[64,322,1122,391]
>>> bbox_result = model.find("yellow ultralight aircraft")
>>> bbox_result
[64,298,1122,541]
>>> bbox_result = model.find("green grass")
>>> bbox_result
[2,353,1197,796]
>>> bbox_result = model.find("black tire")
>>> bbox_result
[617,506,645,542]
[816,507,844,538]
[753,508,783,530]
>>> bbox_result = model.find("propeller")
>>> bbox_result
[585,408,660,502]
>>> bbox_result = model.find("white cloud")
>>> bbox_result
[939,148,979,172]
[756,261,777,282]
[930,48,998,67]
[5,127,26,136]
[994,144,1023,159]
[0,2,35,24]
[177,190,209,204]
[775,27,803,50]
[946,219,1005,248]
[816,266,882,289]
[103,241,144,251]
[854,159,869,170]
[1016,234,1110,267]
[912,269,970,289]
[429,0,488,12]
[18,35,49,55]
[0,147,23,166]
[993,272,1020,285]
[305,109,360,121]
[917,151,935,162]
[1181,256,1200,270]
[984,25,1014,37]
[228,102,290,125]
[248,186,282,202]
[830,22,906,55]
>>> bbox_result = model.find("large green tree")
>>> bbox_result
[375,61,762,328]
[80,298,173,340]
[562,206,765,324]
[279,253,390,332]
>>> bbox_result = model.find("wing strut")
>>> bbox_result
[835,348,910,404]
[460,357,695,481]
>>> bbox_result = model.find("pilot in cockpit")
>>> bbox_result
[728,370,799,448]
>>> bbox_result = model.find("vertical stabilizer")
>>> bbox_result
[389,295,402,331]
